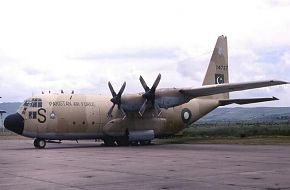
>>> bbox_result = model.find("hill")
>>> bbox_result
[198,107,290,123]
[0,102,21,115]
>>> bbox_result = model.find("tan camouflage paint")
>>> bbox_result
[15,35,228,139]
[14,35,284,141]
[18,93,219,139]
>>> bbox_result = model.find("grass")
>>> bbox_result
[155,136,290,145]
[157,122,290,145]
[184,122,290,138]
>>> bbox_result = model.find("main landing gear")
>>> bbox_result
[34,138,46,149]
[103,137,151,147]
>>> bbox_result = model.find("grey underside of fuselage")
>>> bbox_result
[22,131,105,140]
[22,131,176,140]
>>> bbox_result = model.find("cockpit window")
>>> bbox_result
[32,101,37,107]
[23,100,31,107]
[23,98,43,108]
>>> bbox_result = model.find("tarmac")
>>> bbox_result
[0,140,290,190]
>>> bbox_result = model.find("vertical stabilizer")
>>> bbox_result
[202,35,229,99]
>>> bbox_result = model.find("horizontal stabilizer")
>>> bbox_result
[179,80,288,98]
[219,97,278,106]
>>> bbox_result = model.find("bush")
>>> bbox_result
[184,123,290,137]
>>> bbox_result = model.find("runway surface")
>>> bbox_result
[0,140,290,190]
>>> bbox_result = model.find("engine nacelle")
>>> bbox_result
[128,130,154,141]
[103,118,166,139]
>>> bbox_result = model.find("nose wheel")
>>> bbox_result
[34,138,46,149]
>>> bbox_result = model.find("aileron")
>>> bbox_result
[219,97,279,106]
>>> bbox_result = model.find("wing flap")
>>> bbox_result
[219,97,278,106]
[179,80,288,98]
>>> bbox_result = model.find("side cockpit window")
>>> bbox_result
[23,98,42,108]
[22,98,43,117]
[29,111,37,119]
[23,100,31,107]
[37,99,42,107]
[31,98,43,108]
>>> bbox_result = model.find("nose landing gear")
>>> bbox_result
[34,138,46,149]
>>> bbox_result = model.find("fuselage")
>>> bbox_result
[6,93,220,141]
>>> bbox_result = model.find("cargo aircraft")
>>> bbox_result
[4,36,289,148]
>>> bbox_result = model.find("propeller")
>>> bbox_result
[138,73,162,116]
[107,81,126,118]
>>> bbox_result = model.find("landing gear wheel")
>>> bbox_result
[140,140,151,146]
[104,138,116,146]
[130,141,139,146]
[34,138,46,149]
[116,138,129,146]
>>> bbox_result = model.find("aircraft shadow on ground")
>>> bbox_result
[6,142,160,150]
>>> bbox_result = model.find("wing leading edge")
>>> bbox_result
[179,80,288,98]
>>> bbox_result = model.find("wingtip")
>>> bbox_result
[272,96,279,100]
[280,80,290,84]
[271,80,289,84]
[266,80,290,86]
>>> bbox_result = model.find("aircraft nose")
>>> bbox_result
[4,113,24,135]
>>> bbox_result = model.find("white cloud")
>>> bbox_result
[281,52,290,66]
[0,0,289,107]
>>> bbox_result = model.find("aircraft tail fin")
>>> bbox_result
[202,35,229,99]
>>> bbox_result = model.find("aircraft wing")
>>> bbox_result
[179,80,288,98]
[218,97,278,106]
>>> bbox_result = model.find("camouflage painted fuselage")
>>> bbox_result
[19,93,219,140]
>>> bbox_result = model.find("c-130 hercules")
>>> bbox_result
[4,36,289,148]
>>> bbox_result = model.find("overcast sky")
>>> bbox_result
[0,0,290,107]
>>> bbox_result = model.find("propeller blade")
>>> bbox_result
[151,73,161,91]
[108,82,117,97]
[154,103,162,116]
[117,82,126,97]
[107,81,127,118]
[139,75,150,92]
[120,107,126,120]
[107,104,115,117]
[138,74,162,117]
[139,99,148,116]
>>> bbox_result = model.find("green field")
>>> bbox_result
[157,122,290,145]
[186,122,290,138]
[155,136,290,145]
